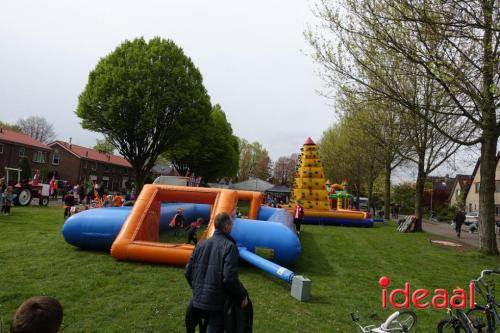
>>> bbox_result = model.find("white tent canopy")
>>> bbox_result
[230,177,274,192]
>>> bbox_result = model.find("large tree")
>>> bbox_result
[308,0,499,254]
[167,104,240,182]
[16,116,55,143]
[77,37,211,192]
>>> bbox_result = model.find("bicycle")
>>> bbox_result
[351,310,417,332]
[437,307,479,333]
[466,268,500,333]
[436,268,500,333]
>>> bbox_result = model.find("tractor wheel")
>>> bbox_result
[17,188,32,206]
[40,196,49,207]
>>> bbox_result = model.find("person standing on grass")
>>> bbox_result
[293,201,304,234]
[186,217,203,245]
[453,209,466,238]
[174,208,186,236]
[185,212,249,333]
[2,185,13,216]
[63,191,75,219]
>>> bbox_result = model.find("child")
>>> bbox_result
[10,296,63,333]
[63,191,75,219]
[186,217,203,245]
[113,193,123,207]
[3,186,13,215]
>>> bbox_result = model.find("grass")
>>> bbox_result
[0,206,498,332]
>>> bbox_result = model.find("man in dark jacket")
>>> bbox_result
[185,212,248,333]
[453,209,466,238]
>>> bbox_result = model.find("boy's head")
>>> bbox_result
[10,296,63,333]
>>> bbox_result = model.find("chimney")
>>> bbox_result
[0,128,2,133]
[86,151,88,157]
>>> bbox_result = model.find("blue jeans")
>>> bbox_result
[187,304,224,333]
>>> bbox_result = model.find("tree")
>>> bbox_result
[319,113,384,211]
[0,120,21,132]
[272,154,298,186]
[93,138,115,154]
[167,104,240,182]
[237,139,270,181]
[255,149,272,180]
[16,116,55,143]
[76,37,212,192]
[308,0,499,254]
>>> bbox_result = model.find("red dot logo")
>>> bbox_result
[379,276,391,288]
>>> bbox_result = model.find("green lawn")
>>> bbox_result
[0,206,498,332]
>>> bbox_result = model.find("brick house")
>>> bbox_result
[48,140,134,192]
[0,128,51,180]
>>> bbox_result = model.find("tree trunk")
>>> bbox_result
[384,160,391,220]
[477,0,498,255]
[368,179,374,215]
[478,133,499,255]
[134,169,147,197]
[413,163,426,232]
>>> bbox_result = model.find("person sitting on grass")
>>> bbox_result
[186,217,203,245]
[2,186,14,216]
[10,296,63,333]
[63,191,76,219]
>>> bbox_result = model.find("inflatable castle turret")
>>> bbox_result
[288,137,373,227]
[290,137,330,210]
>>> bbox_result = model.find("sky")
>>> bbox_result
[0,0,335,161]
[0,0,477,181]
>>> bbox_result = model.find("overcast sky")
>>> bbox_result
[0,0,336,161]
[1,0,477,181]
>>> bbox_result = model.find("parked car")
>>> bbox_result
[465,211,479,224]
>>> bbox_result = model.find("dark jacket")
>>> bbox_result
[454,211,466,225]
[185,230,247,311]
[224,296,253,333]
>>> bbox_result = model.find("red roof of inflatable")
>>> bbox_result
[303,137,316,145]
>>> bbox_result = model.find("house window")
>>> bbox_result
[52,149,60,165]
[19,147,25,157]
[83,161,88,169]
[475,182,480,193]
[496,181,500,192]
[0,143,3,154]
[469,203,472,212]
[496,206,500,216]
[91,163,97,171]
[33,151,47,163]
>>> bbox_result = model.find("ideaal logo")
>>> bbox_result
[379,276,475,309]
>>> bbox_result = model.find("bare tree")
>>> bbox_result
[307,0,499,254]
[16,116,56,143]
[273,154,298,186]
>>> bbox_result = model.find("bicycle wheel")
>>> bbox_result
[387,310,417,332]
[465,308,488,332]
[437,318,467,333]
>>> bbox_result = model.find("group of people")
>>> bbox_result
[0,178,13,215]
[169,208,203,245]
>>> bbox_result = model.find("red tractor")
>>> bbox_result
[4,167,50,206]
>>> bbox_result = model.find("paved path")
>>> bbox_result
[422,218,500,251]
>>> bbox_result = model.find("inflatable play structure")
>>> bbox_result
[62,185,302,284]
[288,137,373,227]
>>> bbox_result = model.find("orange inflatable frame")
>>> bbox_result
[110,185,263,266]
